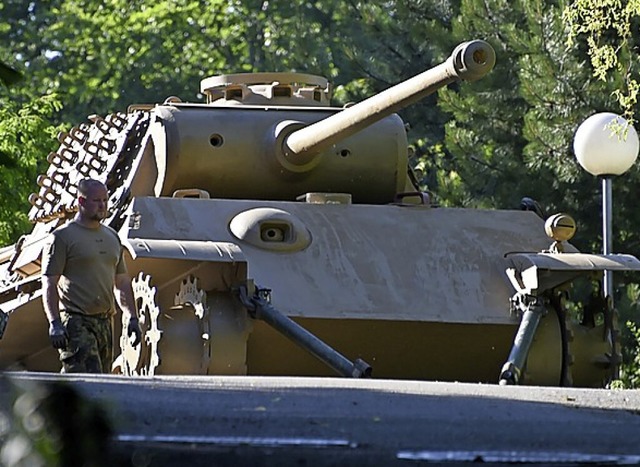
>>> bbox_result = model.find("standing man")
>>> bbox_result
[41,178,141,373]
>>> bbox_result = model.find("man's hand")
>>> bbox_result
[127,317,142,347]
[48,319,68,349]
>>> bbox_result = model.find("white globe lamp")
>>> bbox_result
[574,112,639,176]
[573,112,639,308]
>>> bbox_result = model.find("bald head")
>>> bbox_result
[77,179,107,198]
[76,179,108,226]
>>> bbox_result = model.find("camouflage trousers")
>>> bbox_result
[59,311,113,374]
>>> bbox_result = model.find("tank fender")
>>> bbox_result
[505,252,640,295]
[123,237,245,263]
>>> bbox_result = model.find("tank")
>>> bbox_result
[1,40,639,386]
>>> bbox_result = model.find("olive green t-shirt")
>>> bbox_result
[41,221,127,316]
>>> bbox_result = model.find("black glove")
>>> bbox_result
[127,317,142,347]
[48,319,68,350]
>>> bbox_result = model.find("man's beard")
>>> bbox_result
[90,211,106,221]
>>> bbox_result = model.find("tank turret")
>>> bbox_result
[123,40,494,206]
[2,40,639,387]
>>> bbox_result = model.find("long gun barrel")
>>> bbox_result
[281,40,496,164]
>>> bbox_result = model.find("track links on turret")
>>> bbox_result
[28,111,150,225]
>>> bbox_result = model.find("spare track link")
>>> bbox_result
[28,111,151,224]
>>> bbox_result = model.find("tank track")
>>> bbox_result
[28,110,151,228]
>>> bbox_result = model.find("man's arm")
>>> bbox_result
[42,274,61,323]
[42,274,67,349]
[114,273,138,320]
[114,273,141,346]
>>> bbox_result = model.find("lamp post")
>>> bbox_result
[573,112,639,304]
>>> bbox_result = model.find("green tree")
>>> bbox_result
[564,0,640,123]
[434,0,600,214]
[0,6,62,245]
[0,0,366,125]
[0,93,63,245]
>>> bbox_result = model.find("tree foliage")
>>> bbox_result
[1,0,370,123]
[432,1,610,218]
[0,93,63,245]
[564,0,640,123]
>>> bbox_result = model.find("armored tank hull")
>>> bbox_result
[1,40,639,386]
